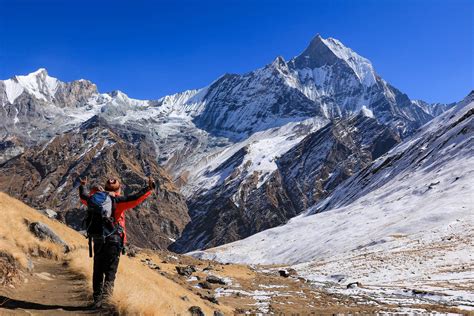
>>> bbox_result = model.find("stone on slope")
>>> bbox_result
[28,221,69,252]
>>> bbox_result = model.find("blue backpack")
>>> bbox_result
[85,192,119,239]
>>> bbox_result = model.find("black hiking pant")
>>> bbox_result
[92,236,121,302]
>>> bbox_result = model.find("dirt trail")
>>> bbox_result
[0,258,102,315]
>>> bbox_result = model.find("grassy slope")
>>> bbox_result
[0,192,230,315]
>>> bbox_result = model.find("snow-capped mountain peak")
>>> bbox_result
[3,68,59,103]
[27,67,48,75]
[291,35,377,87]
[270,55,287,69]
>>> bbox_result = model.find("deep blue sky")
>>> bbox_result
[0,0,472,103]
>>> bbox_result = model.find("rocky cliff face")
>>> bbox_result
[0,69,104,148]
[193,64,324,139]
[171,165,298,252]
[171,111,401,252]
[0,116,189,249]
[0,135,24,164]
[312,91,474,214]
[277,112,401,212]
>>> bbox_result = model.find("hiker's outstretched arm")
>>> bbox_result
[114,188,153,218]
[115,178,156,216]
[116,187,152,206]
[79,185,89,205]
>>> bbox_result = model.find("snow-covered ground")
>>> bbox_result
[191,95,474,311]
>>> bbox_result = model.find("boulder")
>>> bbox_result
[206,275,226,285]
[198,281,212,289]
[347,282,362,289]
[203,265,214,271]
[38,209,58,219]
[287,268,297,276]
[149,263,160,270]
[330,274,347,283]
[188,306,204,316]
[176,265,196,277]
[205,295,219,305]
[28,222,69,252]
[125,245,139,257]
[199,293,219,304]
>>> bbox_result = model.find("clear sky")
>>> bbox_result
[0,0,472,103]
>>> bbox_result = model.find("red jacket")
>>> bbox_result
[79,185,153,243]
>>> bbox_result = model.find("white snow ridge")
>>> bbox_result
[4,68,59,103]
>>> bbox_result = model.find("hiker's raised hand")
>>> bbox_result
[79,177,88,185]
[148,176,156,190]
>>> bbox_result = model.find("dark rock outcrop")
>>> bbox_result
[278,113,401,211]
[171,170,298,252]
[28,221,69,252]
[188,306,205,316]
[205,275,226,285]
[175,265,196,277]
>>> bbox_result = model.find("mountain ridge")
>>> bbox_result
[0,34,459,253]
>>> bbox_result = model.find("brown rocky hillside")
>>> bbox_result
[0,116,189,249]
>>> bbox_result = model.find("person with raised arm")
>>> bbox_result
[78,176,156,307]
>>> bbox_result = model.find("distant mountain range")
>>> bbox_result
[0,35,458,251]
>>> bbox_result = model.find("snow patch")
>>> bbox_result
[4,79,25,103]
[360,105,374,118]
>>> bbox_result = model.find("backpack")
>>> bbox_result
[85,191,123,241]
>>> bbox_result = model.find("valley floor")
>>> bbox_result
[294,226,474,313]
[118,249,474,315]
[2,249,471,315]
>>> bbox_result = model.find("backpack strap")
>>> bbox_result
[88,237,93,258]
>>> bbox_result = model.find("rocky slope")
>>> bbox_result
[5,192,465,315]
[313,91,474,214]
[277,110,401,212]
[172,110,401,252]
[0,116,189,249]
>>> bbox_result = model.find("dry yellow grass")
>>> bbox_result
[67,249,231,315]
[0,192,231,315]
[0,192,86,267]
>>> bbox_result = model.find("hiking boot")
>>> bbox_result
[92,294,103,309]
[93,298,103,309]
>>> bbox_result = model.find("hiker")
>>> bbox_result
[78,176,156,306]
